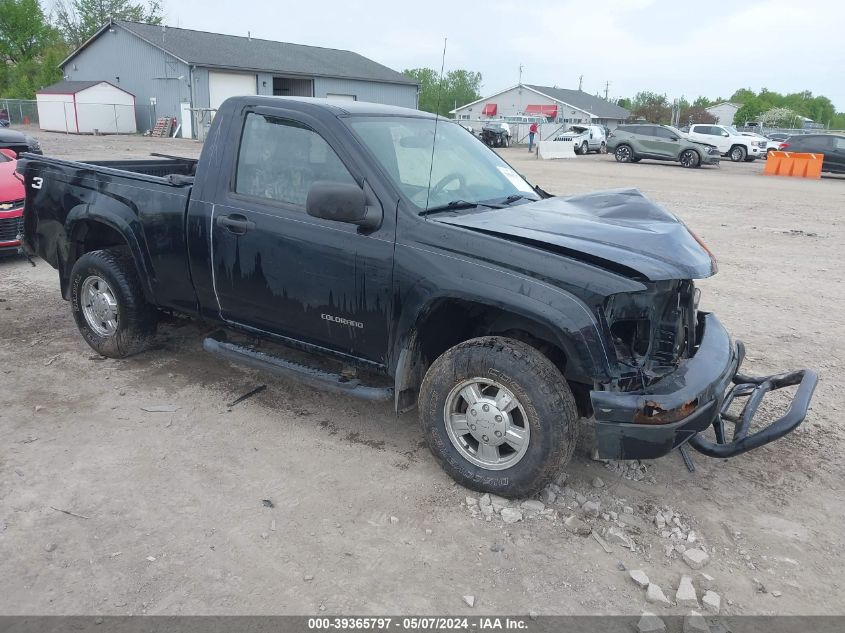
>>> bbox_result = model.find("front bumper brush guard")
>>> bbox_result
[689,342,818,458]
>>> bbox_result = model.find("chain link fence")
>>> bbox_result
[0,99,39,126]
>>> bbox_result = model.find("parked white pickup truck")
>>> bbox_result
[686,124,766,162]
[555,124,607,154]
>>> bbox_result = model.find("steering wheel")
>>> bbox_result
[430,172,467,199]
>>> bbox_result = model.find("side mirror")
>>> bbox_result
[669,136,678,141]
[306,181,382,230]
[722,132,729,137]
[0,148,16,160]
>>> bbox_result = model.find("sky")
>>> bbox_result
[49,0,845,111]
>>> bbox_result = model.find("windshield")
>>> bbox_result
[347,116,538,211]
[725,126,740,135]
[666,126,686,137]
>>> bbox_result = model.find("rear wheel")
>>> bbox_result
[580,141,589,155]
[615,144,633,163]
[418,337,578,497]
[69,247,157,358]
[730,145,747,162]
[679,149,700,168]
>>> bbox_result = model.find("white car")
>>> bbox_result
[687,124,766,162]
[741,132,785,158]
[555,124,607,154]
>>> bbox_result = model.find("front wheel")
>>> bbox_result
[679,149,700,168]
[615,144,633,163]
[69,247,157,358]
[418,337,578,497]
[580,142,589,155]
[730,145,747,162]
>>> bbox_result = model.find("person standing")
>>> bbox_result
[528,121,538,152]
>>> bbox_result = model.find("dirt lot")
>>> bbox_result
[1,131,844,617]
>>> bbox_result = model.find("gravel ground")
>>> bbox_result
[1,132,844,617]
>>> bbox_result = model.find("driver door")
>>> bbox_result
[210,111,395,364]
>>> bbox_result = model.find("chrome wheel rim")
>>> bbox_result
[81,275,119,337]
[616,146,631,162]
[444,377,530,470]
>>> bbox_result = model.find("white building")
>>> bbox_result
[705,102,741,126]
[36,80,137,134]
[450,83,631,129]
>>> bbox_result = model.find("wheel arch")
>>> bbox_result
[62,205,155,303]
[392,293,606,416]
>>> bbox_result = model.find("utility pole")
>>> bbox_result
[578,75,583,91]
[604,81,610,100]
[518,64,523,86]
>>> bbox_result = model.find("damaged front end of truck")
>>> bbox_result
[592,278,817,462]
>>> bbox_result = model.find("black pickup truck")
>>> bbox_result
[18,97,817,497]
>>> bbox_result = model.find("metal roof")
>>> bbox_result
[64,20,417,86]
[37,80,120,94]
[524,85,630,119]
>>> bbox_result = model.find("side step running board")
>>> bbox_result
[203,337,393,401]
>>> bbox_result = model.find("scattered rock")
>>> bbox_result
[303,574,314,582]
[702,590,721,613]
[581,500,601,517]
[480,505,494,518]
[563,515,592,536]
[462,595,475,608]
[655,515,667,529]
[34,405,45,413]
[260,532,268,539]
[683,611,709,633]
[623,506,634,515]
[490,495,510,512]
[601,513,611,521]
[617,561,627,571]
[500,508,523,524]
[687,531,697,543]
[46,543,58,552]
[753,577,767,593]
[592,477,605,488]
[261,499,274,508]
[609,511,619,521]
[592,531,613,554]
[683,548,710,570]
[674,543,687,554]
[425,529,433,535]
[466,496,478,507]
[676,575,699,608]
[636,612,666,633]
[576,493,588,505]
[479,494,491,508]
[646,583,671,606]
[700,573,715,591]
[521,500,545,515]
[629,569,650,588]
[389,516,400,525]
[771,590,782,598]
[490,543,505,553]
[605,527,634,549]
[539,488,556,505]
[145,556,156,562]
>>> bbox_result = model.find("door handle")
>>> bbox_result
[216,213,255,235]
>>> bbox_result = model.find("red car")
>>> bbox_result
[0,148,25,256]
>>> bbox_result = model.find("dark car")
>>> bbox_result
[780,134,845,174]
[607,124,720,168]
[0,128,42,156]
[766,132,790,142]
[17,97,817,497]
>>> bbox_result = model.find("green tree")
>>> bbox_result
[617,97,632,110]
[630,91,670,123]
[54,0,163,49]
[692,96,711,108]
[403,67,482,117]
[0,0,66,98]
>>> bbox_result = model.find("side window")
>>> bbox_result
[692,125,710,135]
[653,127,674,139]
[833,137,845,151]
[235,112,356,208]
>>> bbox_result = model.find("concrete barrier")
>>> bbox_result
[764,151,823,179]
[538,141,575,160]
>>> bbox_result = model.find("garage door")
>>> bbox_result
[209,71,257,110]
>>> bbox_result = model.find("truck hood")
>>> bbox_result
[433,188,717,281]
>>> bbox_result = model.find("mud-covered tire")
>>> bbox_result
[69,247,157,358]
[418,336,578,498]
